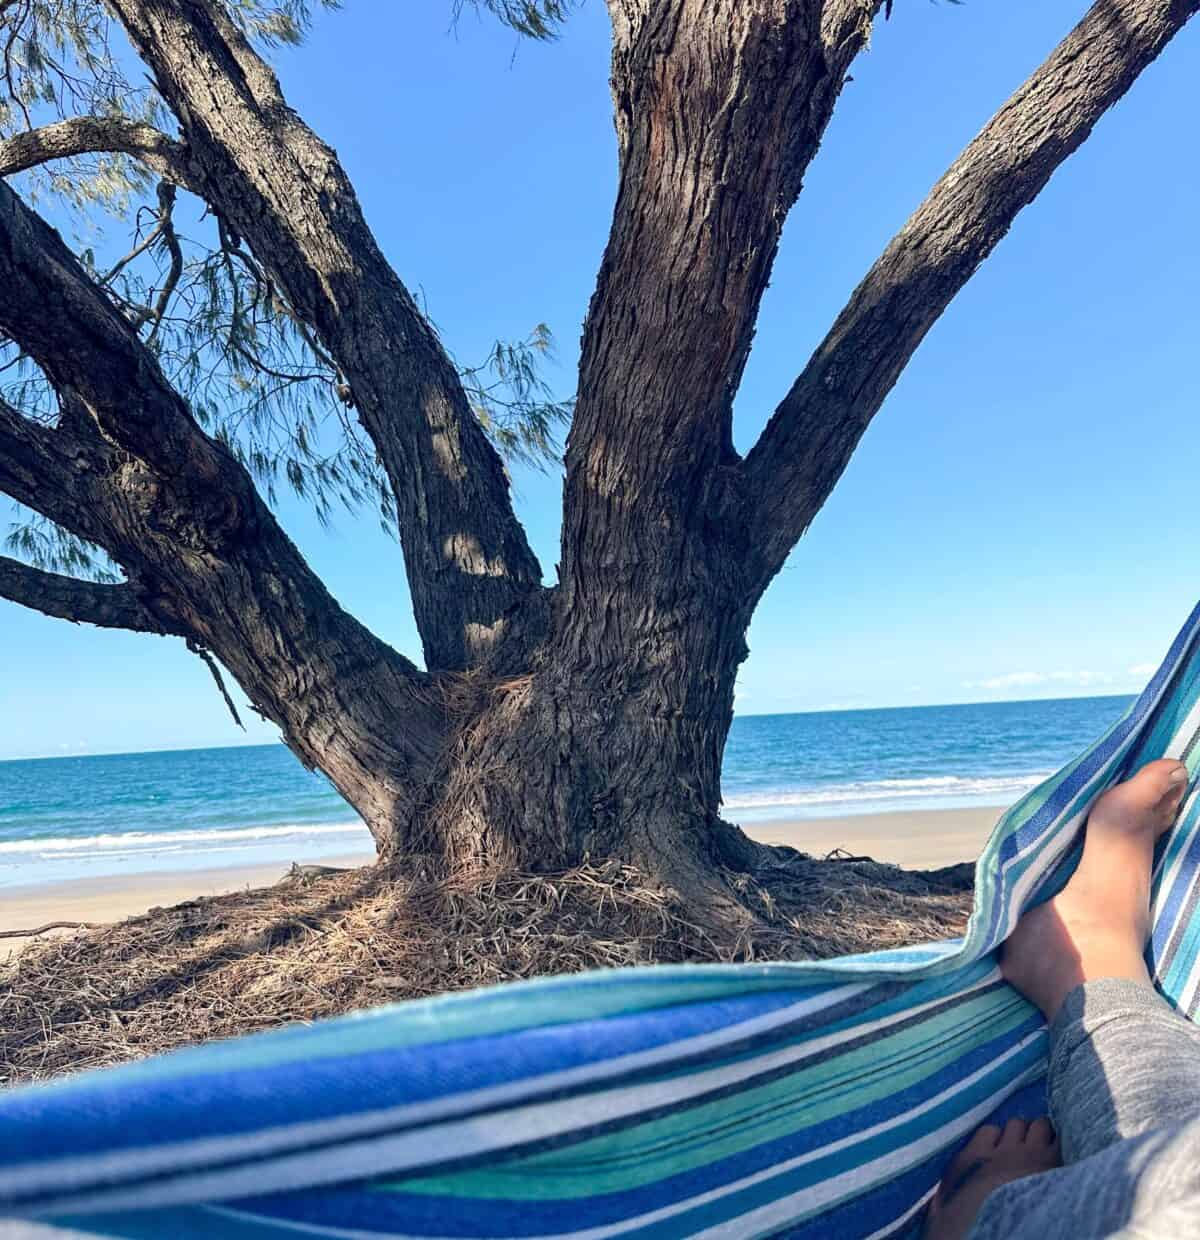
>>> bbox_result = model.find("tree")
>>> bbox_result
[0,0,1195,910]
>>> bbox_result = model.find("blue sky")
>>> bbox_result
[2,0,1198,760]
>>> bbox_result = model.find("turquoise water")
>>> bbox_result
[0,694,1135,888]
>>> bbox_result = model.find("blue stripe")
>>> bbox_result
[237,1012,1045,1236]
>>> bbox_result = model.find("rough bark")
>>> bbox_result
[0,397,112,544]
[429,608,764,890]
[478,0,880,880]
[0,117,193,186]
[0,555,184,632]
[741,0,1200,590]
[103,0,546,674]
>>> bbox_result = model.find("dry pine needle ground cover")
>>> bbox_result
[0,855,973,1086]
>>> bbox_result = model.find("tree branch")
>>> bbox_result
[557,0,877,648]
[106,0,546,671]
[0,181,450,841]
[186,637,245,728]
[0,116,193,187]
[741,0,1200,587]
[0,554,183,633]
[146,180,183,342]
[0,178,234,490]
[0,396,109,544]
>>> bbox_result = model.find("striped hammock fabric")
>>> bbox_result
[6,602,1200,1240]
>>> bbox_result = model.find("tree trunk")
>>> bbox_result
[423,563,759,887]
[2,0,1195,912]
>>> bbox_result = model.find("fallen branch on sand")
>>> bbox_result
[275,862,356,885]
[0,920,100,939]
[823,848,878,863]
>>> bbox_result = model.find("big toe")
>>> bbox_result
[1090,759,1188,836]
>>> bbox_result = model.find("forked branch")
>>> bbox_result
[105,0,546,671]
[0,183,449,835]
[741,0,1200,589]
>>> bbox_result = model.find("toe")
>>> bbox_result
[1147,760,1190,829]
[1165,764,1190,807]
[998,1117,1028,1148]
[1139,759,1188,805]
[1090,760,1188,837]
[960,1124,1002,1159]
[1027,1116,1056,1147]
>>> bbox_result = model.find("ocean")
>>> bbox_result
[0,694,1135,889]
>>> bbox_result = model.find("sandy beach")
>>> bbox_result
[0,851,375,957]
[744,804,1002,870]
[1,806,1000,952]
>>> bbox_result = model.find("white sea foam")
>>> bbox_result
[722,772,1051,816]
[0,820,366,857]
[1,774,1053,860]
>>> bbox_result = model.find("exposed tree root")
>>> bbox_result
[0,855,972,1087]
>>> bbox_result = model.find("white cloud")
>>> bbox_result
[1050,669,1114,687]
[971,671,1046,690]
[1128,662,1157,677]
[966,670,1114,692]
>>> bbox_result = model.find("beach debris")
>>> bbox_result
[277,862,354,886]
[367,976,409,991]
[0,920,100,940]
[0,858,973,1087]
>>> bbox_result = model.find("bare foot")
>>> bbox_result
[923,759,1188,1239]
[1002,757,1188,1021]
[923,1118,1060,1239]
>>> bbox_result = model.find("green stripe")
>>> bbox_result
[387,988,1035,1201]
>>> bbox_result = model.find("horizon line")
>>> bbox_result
[0,688,1142,764]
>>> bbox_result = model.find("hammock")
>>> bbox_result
[5,602,1200,1240]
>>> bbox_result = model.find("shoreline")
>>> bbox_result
[1,805,1002,950]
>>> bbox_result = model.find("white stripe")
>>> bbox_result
[687,1061,1044,1240]
[1151,790,1200,918]
[211,1033,1043,1240]
[21,975,1002,1217]
[861,1189,936,1240]
[1163,691,1200,763]
[0,981,868,1202]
